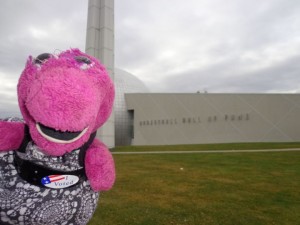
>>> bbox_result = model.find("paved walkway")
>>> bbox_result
[112,148,300,155]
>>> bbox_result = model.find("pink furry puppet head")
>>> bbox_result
[17,49,114,156]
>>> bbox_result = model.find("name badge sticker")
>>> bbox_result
[41,175,79,189]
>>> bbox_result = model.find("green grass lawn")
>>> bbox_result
[88,144,300,225]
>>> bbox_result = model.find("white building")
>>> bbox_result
[124,92,300,146]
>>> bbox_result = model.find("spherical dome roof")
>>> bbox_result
[114,68,149,93]
[114,68,149,146]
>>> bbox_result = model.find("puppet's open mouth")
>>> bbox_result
[36,123,88,144]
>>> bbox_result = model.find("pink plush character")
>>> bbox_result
[0,49,115,225]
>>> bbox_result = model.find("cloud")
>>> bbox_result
[0,0,87,73]
[115,0,300,93]
[1,0,300,118]
[155,53,300,93]
[0,0,87,117]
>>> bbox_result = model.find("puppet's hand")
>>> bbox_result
[85,139,115,191]
[0,120,25,151]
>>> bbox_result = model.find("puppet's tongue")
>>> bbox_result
[36,123,88,144]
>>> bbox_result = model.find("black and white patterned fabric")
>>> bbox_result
[0,118,99,225]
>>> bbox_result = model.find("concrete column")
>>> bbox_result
[86,0,115,148]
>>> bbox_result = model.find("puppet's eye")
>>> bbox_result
[34,53,52,64]
[75,56,91,65]
[75,56,94,70]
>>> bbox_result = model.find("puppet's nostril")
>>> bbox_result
[34,53,52,64]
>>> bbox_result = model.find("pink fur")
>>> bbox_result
[18,49,115,156]
[85,139,116,191]
[0,121,25,151]
[1,48,115,192]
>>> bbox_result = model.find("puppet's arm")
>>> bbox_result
[85,139,116,192]
[0,120,25,151]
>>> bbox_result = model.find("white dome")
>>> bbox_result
[114,68,149,146]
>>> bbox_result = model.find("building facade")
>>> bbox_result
[125,93,300,145]
[114,68,149,146]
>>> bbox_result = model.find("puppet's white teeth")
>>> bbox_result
[36,124,89,144]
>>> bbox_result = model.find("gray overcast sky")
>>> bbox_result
[1,0,300,115]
